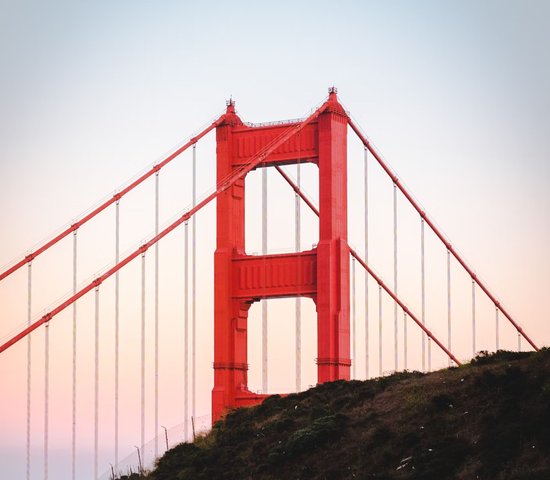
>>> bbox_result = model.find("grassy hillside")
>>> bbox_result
[122,349,550,479]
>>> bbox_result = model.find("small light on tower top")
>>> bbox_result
[225,96,235,113]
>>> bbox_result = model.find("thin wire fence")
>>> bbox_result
[98,414,211,480]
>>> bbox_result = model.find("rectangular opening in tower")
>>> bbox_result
[245,163,319,256]
[247,297,318,394]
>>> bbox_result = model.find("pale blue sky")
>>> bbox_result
[1,1,549,478]
[1,1,549,231]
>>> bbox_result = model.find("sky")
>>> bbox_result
[1,0,549,478]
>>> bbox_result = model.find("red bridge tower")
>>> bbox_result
[212,89,350,422]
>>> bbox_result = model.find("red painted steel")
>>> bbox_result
[232,250,317,300]
[232,122,319,168]
[212,90,350,423]
[274,165,462,366]
[0,119,222,283]
[347,118,539,352]
[0,102,328,355]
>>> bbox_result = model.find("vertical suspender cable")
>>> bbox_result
[140,253,146,461]
[94,285,99,480]
[114,200,120,469]
[403,312,407,370]
[472,279,476,357]
[44,321,49,480]
[352,257,356,379]
[26,263,32,480]
[495,307,499,351]
[72,230,78,480]
[192,145,197,424]
[262,167,268,393]
[364,146,369,379]
[295,161,301,392]
[393,183,398,372]
[421,218,426,372]
[447,249,451,366]
[378,284,382,377]
[154,172,159,458]
[184,223,189,441]
[427,256,431,368]
[518,331,521,352]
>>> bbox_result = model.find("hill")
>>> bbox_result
[122,349,550,479]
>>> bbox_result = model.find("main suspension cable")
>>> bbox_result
[273,164,462,367]
[347,116,538,352]
[0,118,223,284]
[0,102,328,355]
[353,246,461,366]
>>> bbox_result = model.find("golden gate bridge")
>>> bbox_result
[0,88,539,479]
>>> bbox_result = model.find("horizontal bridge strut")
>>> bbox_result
[232,250,317,300]
[0,101,329,355]
[232,121,319,168]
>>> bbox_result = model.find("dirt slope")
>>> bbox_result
[124,349,550,479]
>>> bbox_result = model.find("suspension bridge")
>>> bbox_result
[0,88,540,479]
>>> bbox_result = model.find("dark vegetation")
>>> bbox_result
[120,348,550,479]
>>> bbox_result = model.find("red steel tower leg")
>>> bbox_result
[212,103,264,422]
[316,93,350,382]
